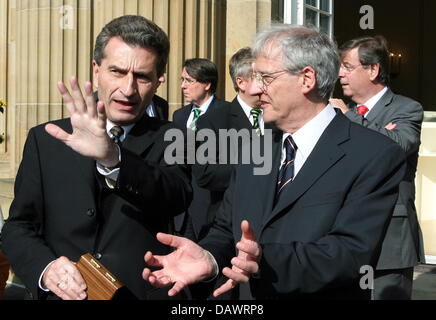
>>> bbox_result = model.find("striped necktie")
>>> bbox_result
[250,108,262,136]
[109,126,124,145]
[189,107,202,131]
[276,135,297,196]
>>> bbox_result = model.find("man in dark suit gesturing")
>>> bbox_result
[141,25,406,300]
[1,15,191,300]
[330,36,424,300]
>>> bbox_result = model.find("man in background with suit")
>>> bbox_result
[173,58,229,242]
[1,15,191,300]
[192,47,264,241]
[142,25,407,300]
[330,35,424,300]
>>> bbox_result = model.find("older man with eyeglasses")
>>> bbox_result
[141,25,407,300]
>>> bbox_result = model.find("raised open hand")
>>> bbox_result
[45,77,118,167]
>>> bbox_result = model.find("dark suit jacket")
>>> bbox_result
[345,88,425,269]
[200,111,406,299]
[151,95,169,121]
[1,115,192,300]
[172,96,229,241]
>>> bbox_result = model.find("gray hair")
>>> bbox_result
[253,24,339,101]
[229,47,254,92]
[93,15,170,77]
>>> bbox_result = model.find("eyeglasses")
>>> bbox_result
[340,63,365,73]
[180,77,197,86]
[252,70,288,89]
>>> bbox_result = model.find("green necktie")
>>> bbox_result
[250,108,262,136]
[189,107,202,131]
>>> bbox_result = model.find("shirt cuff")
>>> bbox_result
[202,250,219,283]
[38,260,56,292]
[96,144,121,182]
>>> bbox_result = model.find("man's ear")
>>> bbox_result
[92,60,99,89]
[236,77,246,91]
[300,66,316,94]
[205,82,211,92]
[368,64,380,82]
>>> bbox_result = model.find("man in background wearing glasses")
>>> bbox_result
[173,58,229,243]
[141,25,407,300]
[330,36,424,300]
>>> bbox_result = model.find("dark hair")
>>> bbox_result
[339,35,390,85]
[183,58,218,94]
[229,47,254,92]
[93,15,170,77]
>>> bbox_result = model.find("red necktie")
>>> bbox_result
[356,105,369,116]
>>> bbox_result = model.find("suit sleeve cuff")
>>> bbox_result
[38,260,56,292]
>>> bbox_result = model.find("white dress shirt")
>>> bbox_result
[281,104,336,177]
[145,103,156,117]
[95,121,135,182]
[357,86,388,117]
[186,95,214,128]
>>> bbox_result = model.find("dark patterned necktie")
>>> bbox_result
[189,108,202,131]
[276,135,297,196]
[250,108,262,136]
[109,126,124,145]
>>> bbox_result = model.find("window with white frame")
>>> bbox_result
[276,0,334,37]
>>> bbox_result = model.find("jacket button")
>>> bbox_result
[94,253,102,260]
[86,208,95,217]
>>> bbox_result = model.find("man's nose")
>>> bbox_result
[120,74,137,96]
[338,66,346,78]
[248,78,264,96]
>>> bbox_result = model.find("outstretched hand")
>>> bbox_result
[213,220,261,297]
[45,77,119,167]
[142,233,216,297]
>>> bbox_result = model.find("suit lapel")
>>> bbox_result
[366,89,394,122]
[263,112,349,228]
[71,151,97,194]
[122,115,156,155]
[230,98,253,131]
[180,104,194,124]
[243,129,282,235]
[58,119,97,195]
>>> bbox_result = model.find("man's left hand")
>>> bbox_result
[45,76,119,167]
[213,220,261,297]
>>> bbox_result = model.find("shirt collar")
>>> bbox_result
[359,86,388,113]
[237,95,256,119]
[106,120,135,143]
[282,103,336,160]
[194,95,215,113]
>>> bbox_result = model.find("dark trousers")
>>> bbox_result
[372,267,414,300]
